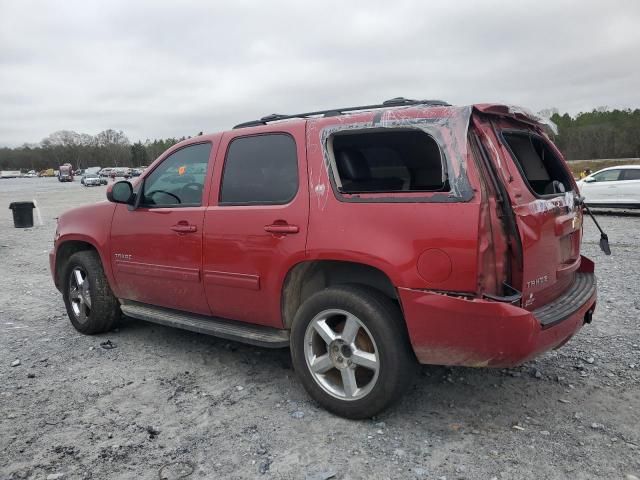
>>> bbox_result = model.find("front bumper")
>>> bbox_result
[399,263,596,368]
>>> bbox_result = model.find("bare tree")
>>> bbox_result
[96,129,130,167]
[41,130,89,168]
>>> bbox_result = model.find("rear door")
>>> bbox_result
[202,124,309,328]
[620,168,640,203]
[474,116,582,310]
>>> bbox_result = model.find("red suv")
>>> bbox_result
[50,98,597,419]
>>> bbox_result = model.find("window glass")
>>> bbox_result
[591,169,621,182]
[622,169,640,181]
[142,143,212,206]
[220,134,298,205]
[330,129,447,193]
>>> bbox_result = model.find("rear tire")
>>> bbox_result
[62,250,120,334]
[290,285,416,419]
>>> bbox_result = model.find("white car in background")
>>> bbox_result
[577,165,640,208]
[81,173,105,186]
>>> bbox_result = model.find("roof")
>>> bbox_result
[593,165,640,172]
[230,98,558,134]
[232,97,450,129]
[163,99,556,157]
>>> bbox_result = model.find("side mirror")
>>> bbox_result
[107,180,134,204]
[584,177,596,183]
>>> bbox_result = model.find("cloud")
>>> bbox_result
[1,0,639,146]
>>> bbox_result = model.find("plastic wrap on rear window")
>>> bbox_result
[315,105,474,203]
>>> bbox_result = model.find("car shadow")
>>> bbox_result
[114,315,573,427]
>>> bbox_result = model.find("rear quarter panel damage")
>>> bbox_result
[305,106,483,293]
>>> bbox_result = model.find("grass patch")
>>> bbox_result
[566,158,639,177]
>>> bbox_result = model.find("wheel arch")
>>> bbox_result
[54,238,105,290]
[281,260,400,329]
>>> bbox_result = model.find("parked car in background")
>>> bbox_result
[58,164,74,182]
[124,168,143,179]
[39,168,56,177]
[81,173,103,187]
[112,167,129,177]
[24,170,38,178]
[99,168,113,178]
[50,99,597,419]
[577,165,640,208]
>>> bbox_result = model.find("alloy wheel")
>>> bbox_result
[304,309,379,401]
[68,266,91,323]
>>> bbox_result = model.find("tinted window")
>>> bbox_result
[220,134,298,205]
[591,169,621,182]
[623,169,640,181]
[330,129,446,193]
[142,143,212,206]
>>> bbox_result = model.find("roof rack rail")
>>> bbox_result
[232,97,450,129]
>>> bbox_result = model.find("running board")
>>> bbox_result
[120,302,290,348]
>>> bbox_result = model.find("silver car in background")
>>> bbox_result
[81,173,104,187]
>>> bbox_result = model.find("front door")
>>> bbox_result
[582,168,622,204]
[110,142,215,315]
[203,125,309,328]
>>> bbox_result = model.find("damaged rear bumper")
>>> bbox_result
[399,261,596,368]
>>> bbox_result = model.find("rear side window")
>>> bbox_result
[502,132,572,196]
[219,134,298,205]
[622,169,640,181]
[330,129,446,193]
[142,143,212,207]
[592,169,621,182]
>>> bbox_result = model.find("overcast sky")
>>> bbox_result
[1,0,639,147]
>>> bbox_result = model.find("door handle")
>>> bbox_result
[170,223,197,233]
[264,223,299,234]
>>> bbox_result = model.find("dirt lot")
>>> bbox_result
[1,177,639,480]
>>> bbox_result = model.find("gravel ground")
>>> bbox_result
[1,177,638,480]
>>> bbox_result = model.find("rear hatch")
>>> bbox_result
[472,106,582,311]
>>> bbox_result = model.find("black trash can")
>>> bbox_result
[9,201,35,228]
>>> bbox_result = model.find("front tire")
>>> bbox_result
[291,285,416,419]
[62,250,120,334]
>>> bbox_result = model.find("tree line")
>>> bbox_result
[1,108,639,171]
[549,108,640,160]
[0,129,192,172]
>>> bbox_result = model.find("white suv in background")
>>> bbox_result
[578,165,640,208]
